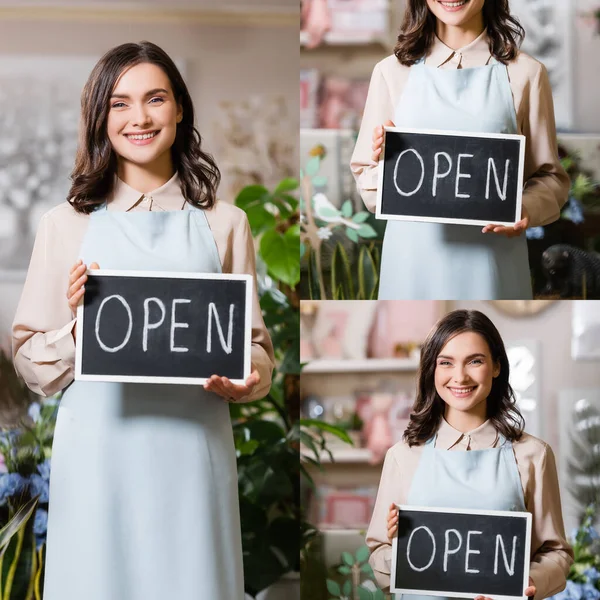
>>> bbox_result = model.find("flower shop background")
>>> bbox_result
[300,0,600,300]
[300,299,600,599]
[0,2,300,599]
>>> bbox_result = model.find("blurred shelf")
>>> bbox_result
[300,30,389,48]
[302,447,375,463]
[302,357,419,373]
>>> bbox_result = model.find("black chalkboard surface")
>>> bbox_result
[75,270,252,385]
[391,505,532,600]
[376,127,525,227]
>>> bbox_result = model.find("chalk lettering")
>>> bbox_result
[486,158,510,201]
[95,295,132,353]
[432,152,452,197]
[406,526,436,572]
[207,303,235,355]
[443,529,462,573]
[142,298,166,352]
[394,149,425,197]
[494,535,517,576]
[465,531,482,574]
[455,153,474,198]
[170,299,191,353]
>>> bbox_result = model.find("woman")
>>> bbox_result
[350,0,569,300]
[12,41,274,600]
[367,310,572,599]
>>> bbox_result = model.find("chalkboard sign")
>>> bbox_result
[75,270,252,385]
[376,127,525,227]
[391,505,532,600]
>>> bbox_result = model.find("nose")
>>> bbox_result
[131,103,151,128]
[452,365,470,384]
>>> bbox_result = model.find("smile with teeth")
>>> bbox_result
[439,0,468,6]
[125,131,159,140]
[448,385,477,397]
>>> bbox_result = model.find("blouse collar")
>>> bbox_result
[108,172,186,211]
[436,417,500,450]
[426,28,492,69]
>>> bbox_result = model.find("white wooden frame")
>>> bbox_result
[75,269,253,385]
[391,504,532,600]
[375,127,526,227]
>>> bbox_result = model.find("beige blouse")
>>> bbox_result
[367,419,573,599]
[12,174,275,402]
[350,30,570,228]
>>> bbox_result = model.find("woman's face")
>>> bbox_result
[434,331,500,416]
[425,0,486,31]
[107,62,182,170]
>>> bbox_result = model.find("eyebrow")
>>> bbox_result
[110,88,170,99]
[437,353,487,361]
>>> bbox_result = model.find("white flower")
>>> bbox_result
[317,227,333,240]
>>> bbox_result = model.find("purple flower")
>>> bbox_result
[33,509,47,536]
[37,459,51,482]
[584,568,600,585]
[582,583,600,600]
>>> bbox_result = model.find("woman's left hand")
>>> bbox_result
[482,205,530,238]
[475,578,536,600]
[203,370,260,402]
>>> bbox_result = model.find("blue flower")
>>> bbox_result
[27,403,41,423]
[562,197,585,224]
[582,583,600,600]
[0,473,28,506]
[33,509,47,536]
[584,568,600,585]
[37,459,51,482]
[564,580,584,600]
[29,474,49,503]
[526,226,545,240]
[586,526,600,541]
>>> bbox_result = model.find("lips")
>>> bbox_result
[438,0,469,10]
[123,130,160,146]
[448,385,477,398]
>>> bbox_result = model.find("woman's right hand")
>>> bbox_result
[387,502,399,541]
[372,120,395,162]
[68,260,99,340]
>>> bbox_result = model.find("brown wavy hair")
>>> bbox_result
[403,310,524,447]
[394,0,525,66]
[68,41,220,213]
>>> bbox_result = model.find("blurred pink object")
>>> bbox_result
[363,392,393,464]
[0,453,7,474]
[319,77,351,129]
[301,0,331,49]
[368,301,441,358]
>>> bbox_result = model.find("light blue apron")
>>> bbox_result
[396,432,527,600]
[378,56,533,300]
[43,203,245,599]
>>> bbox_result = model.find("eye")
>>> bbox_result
[149,97,165,104]
[438,360,452,366]
[470,359,484,365]
[111,101,127,109]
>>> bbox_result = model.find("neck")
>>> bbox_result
[435,18,484,50]
[444,402,487,433]
[117,154,175,194]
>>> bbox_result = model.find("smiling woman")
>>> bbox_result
[11,41,274,600]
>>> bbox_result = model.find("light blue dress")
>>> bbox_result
[396,432,527,600]
[43,204,245,599]
[378,57,533,300]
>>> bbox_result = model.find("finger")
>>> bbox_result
[207,376,231,398]
[68,274,88,300]
[524,586,536,597]
[244,371,260,388]
[222,377,251,399]
[372,125,383,141]
[68,288,86,311]
[69,263,87,284]
[70,260,84,275]
[371,137,384,151]
[384,120,395,127]
[89,262,100,270]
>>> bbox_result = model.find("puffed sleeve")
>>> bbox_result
[350,60,395,213]
[12,212,77,397]
[520,63,570,227]
[366,448,402,591]
[230,212,275,402]
[527,443,574,599]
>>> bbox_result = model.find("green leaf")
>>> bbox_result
[355,545,370,563]
[260,228,300,288]
[331,242,355,301]
[300,241,306,258]
[274,178,299,193]
[312,175,328,187]
[346,227,359,243]
[244,204,276,236]
[357,224,377,239]
[342,580,352,596]
[234,184,269,210]
[342,551,354,566]
[305,156,321,177]
[361,563,374,575]
[357,587,374,600]
[317,205,341,219]
[374,589,385,600]
[338,565,352,575]
[300,419,353,445]
[358,245,378,301]
[341,200,353,218]
[326,579,341,596]
[0,496,39,557]
[352,212,370,223]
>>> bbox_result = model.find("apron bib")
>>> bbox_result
[378,57,533,300]
[396,432,526,600]
[43,204,245,600]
